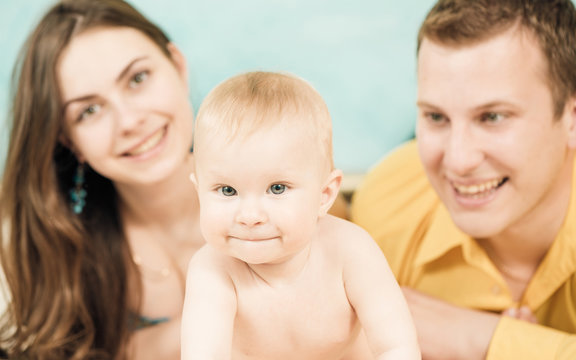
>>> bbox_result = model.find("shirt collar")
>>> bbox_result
[413,203,468,268]
[413,160,576,309]
[524,163,576,308]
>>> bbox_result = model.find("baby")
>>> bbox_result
[182,71,420,360]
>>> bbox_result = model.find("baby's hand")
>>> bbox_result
[501,306,537,324]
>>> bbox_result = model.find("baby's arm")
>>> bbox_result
[342,224,421,359]
[181,245,237,360]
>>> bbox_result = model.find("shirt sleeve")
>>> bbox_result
[488,317,576,359]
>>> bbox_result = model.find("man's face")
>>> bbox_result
[416,28,576,240]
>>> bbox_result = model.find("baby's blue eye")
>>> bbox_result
[269,184,286,195]
[220,186,237,196]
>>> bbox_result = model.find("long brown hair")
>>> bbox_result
[0,0,173,358]
[417,0,576,119]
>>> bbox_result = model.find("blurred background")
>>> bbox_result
[0,0,437,188]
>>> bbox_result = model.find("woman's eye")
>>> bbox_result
[219,186,237,196]
[78,104,101,121]
[269,184,286,195]
[129,71,149,88]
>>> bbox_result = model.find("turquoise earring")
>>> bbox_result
[69,163,87,214]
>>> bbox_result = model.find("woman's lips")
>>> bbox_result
[123,127,167,157]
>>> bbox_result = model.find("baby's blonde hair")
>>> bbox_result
[195,71,334,170]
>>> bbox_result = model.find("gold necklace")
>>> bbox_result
[132,254,172,280]
[132,251,187,297]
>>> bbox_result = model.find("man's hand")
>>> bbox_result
[402,287,500,360]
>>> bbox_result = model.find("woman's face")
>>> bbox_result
[58,26,194,186]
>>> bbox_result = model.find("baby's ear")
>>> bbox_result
[319,169,342,217]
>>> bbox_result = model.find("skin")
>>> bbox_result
[56,29,348,358]
[183,121,420,359]
[58,26,205,359]
[412,26,576,359]
[59,27,194,187]
[194,124,331,269]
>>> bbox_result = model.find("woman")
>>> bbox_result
[0,0,203,358]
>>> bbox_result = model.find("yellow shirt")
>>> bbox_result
[351,140,576,359]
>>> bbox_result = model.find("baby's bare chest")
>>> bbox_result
[232,276,360,359]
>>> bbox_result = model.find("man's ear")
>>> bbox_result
[166,42,188,86]
[319,169,343,217]
[566,96,576,149]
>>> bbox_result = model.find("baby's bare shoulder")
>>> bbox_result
[187,244,242,276]
[317,215,378,256]
[319,215,374,243]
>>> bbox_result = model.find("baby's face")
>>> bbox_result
[194,122,328,265]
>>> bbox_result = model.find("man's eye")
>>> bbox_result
[427,112,446,123]
[269,184,286,195]
[481,112,504,123]
[129,71,149,88]
[219,186,237,196]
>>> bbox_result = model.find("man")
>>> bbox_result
[351,0,576,358]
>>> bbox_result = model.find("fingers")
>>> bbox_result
[502,306,538,324]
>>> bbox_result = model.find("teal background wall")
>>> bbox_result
[0,0,437,177]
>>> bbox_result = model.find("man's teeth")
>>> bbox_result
[128,129,165,156]
[454,179,502,195]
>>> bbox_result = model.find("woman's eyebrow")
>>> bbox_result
[115,56,147,83]
[62,56,149,111]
